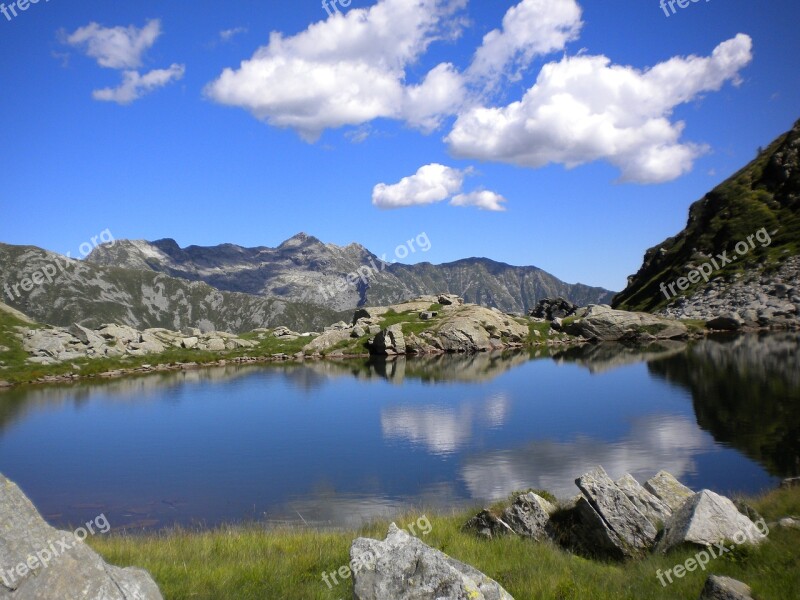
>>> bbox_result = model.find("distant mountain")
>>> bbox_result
[86,234,615,313]
[0,244,347,333]
[614,118,800,315]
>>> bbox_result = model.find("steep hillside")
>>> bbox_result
[0,244,346,333]
[86,234,615,313]
[614,118,800,314]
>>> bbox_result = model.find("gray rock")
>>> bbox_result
[351,325,366,338]
[529,297,578,320]
[565,305,688,341]
[777,517,800,529]
[351,523,513,600]
[501,492,555,540]
[372,324,406,355]
[657,490,767,553]
[463,510,514,540]
[181,336,199,349]
[203,338,226,352]
[303,329,352,353]
[615,473,672,525]
[575,466,657,553]
[781,476,800,489]
[437,294,464,306]
[706,313,744,331]
[0,472,162,599]
[699,575,754,600]
[644,471,695,512]
[419,311,438,321]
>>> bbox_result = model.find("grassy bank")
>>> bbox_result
[88,486,800,600]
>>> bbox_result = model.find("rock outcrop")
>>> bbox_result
[0,473,162,599]
[529,297,578,320]
[699,575,755,600]
[644,471,695,512]
[564,305,688,342]
[350,523,513,600]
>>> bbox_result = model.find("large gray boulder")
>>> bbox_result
[699,575,754,600]
[564,305,688,341]
[644,471,695,512]
[575,466,658,554]
[615,473,672,525]
[463,510,514,540]
[501,492,555,540]
[0,473,162,599]
[657,490,768,553]
[351,523,513,600]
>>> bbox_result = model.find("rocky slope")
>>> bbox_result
[614,118,800,325]
[85,233,614,313]
[0,243,347,333]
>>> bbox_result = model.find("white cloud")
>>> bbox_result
[373,163,506,210]
[450,190,507,211]
[447,34,753,183]
[93,64,186,105]
[372,163,465,209]
[220,27,248,42]
[66,20,162,69]
[205,0,468,141]
[467,0,583,88]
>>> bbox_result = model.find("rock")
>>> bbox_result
[352,307,390,325]
[181,327,202,336]
[181,336,199,349]
[706,313,744,331]
[644,471,695,512]
[0,472,163,599]
[372,324,406,355]
[304,329,352,353]
[501,492,555,540]
[657,490,767,553]
[733,500,763,525]
[0,380,11,388]
[97,324,141,344]
[437,294,464,306]
[529,297,578,320]
[350,523,513,600]
[615,473,672,525]
[777,517,800,529]
[781,476,800,489]
[463,510,514,540]
[419,311,438,321]
[351,325,366,338]
[699,575,754,600]
[67,324,104,347]
[325,321,352,332]
[575,466,657,553]
[550,496,632,560]
[204,338,226,352]
[565,305,688,341]
[273,326,301,339]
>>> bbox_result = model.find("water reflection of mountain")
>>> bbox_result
[549,340,687,373]
[648,333,800,477]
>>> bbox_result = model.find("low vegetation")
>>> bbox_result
[89,485,800,600]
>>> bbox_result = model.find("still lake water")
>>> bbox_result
[1,333,797,531]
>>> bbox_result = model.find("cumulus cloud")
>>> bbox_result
[93,64,186,105]
[447,34,754,183]
[450,190,507,211]
[205,0,468,141]
[467,0,583,88]
[66,20,162,69]
[372,163,506,210]
[65,19,185,104]
[372,164,465,209]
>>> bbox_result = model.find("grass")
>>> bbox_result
[88,486,800,600]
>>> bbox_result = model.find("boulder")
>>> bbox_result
[351,325,366,338]
[437,294,464,306]
[272,326,301,340]
[372,324,406,355]
[0,473,163,599]
[781,476,800,489]
[304,330,352,353]
[706,313,744,331]
[615,473,672,525]
[419,311,438,321]
[350,523,513,600]
[97,324,141,344]
[550,496,631,560]
[699,575,754,600]
[575,466,657,553]
[203,338,226,352]
[463,510,514,540]
[181,336,199,349]
[529,297,578,321]
[644,471,694,512]
[657,490,767,553]
[501,492,555,540]
[564,305,688,341]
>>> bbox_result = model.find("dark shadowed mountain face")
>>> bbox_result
[86,233,615,313]
[614,118,800,313]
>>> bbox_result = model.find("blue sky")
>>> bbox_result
[1,0,798,291]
